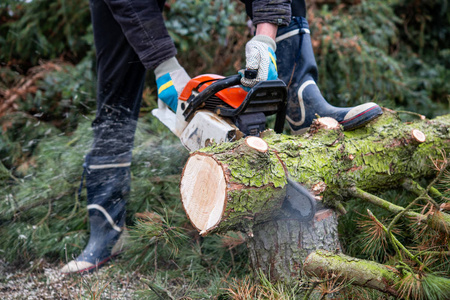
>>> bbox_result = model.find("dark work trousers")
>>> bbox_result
[88,0,175,159]
[89,0,145,158]
[77,0,174,257]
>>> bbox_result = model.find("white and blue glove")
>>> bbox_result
[241,35,278,88]
[154,57,190,112]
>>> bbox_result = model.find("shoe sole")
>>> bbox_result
[340,105,383,131]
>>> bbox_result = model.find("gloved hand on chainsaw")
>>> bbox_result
[241,34,278,88]
[154,57,190,112]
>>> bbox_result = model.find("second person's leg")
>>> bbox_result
[276,0,382,134]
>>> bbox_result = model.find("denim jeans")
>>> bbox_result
[88,0,176,157]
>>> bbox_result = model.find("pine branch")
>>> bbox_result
[367,209,430,272]
[429,187,444,201]
[350,187,450,234]
[303,250,401,297]
[401,178,439,209]
[412,250,450,257]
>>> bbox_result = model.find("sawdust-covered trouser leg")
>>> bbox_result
[60,0,149,274]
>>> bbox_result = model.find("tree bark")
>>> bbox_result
[246,209,341,282]
[303,250,401,297]
[180,110,450,235]
[179,110,450,282]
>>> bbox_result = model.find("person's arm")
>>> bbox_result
[102,0,176,70]
[255,22,278,40]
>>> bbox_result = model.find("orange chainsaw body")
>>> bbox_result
[179,74,247,109]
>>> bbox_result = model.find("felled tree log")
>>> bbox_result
[179,110,450,282]
[180,110,450,235]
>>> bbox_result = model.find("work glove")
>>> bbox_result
[241,35,278,88]
[154,57,190,112]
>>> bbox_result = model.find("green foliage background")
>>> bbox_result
[0,0,449,298]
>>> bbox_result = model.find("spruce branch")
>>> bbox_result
[63,189,81,221]
[10,189,75,215]
[35,199,52,227]
[396,110,426,120]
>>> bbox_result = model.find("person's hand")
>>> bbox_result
[241,34,278,88]
[155,57,190,112]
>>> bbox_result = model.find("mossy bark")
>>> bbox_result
[303,250,401,297]
[181,110,450,282]
[189,110,450,234]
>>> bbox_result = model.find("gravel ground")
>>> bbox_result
[0,259,149,299]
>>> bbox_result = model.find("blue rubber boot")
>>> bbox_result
[60,153,130,274]
[276,17,383,134]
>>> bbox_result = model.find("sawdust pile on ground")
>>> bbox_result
[0,259,149,299]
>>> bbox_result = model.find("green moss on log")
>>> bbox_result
[185,111,450,233]
[304,250,401,296]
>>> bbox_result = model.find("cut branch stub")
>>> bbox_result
[244,136,268,152]
[308,117,340,133]
[411,129,426,143]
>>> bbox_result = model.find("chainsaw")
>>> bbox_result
[152,71,317,222]
[152,71,287,152]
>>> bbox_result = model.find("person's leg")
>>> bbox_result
[60,0,146,274]
[276,0,382,134]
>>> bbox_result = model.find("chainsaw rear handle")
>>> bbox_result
[182,73,288,134]
[216,79,287,134]
[183,74,241,120]
[182,71,268,120]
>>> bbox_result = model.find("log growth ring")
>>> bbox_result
[180,153,227,234]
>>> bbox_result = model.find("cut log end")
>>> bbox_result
[245,136,269,152]
[180,154,226,233]
[411,129,426,143]
[314,117,340,130]
[308,117,341,135]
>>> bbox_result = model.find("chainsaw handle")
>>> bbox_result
[215,79,287,134]
[183,74,242,120]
